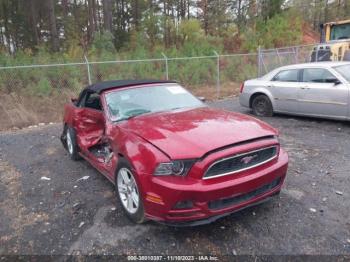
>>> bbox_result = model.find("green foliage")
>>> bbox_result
[34,77,52,96]
[178,19,204,43]
[91,31,116,54]
[143,10,161,48]
[261,0,284,21]
[241,12,303,51]
[221,56,258,83]
[169,58,217,86]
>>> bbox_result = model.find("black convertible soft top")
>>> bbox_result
[85,79,177,94]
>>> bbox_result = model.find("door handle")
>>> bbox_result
[300,86,310,90]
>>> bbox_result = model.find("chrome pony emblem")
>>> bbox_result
[240,154,258,164]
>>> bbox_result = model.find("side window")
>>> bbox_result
[302,68,339,83]
[77,90,87,107]
[84,92,102,110]
[272,70,299,82]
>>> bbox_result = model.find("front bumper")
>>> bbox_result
[158,191,280,227]
[239,93,251,108]
[142,148,288,225]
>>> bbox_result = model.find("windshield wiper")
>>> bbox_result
[114,110,152,122]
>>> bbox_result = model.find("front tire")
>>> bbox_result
[65,126,81,161]
[115,159,145,224]
[251,94,273,117]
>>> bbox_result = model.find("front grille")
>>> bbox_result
[208,177,281,210]
[203,146,278,179]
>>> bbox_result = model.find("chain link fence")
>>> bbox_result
[1,40,349,103]
[86,53,257,97]
[0,62,90,94]
[0,52,260,101]
[5,40,349,101]
[258,44,316,76]
[258,40,350,76]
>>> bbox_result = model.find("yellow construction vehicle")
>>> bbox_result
[311,19,350,62]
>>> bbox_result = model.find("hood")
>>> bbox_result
[120,107,277,159]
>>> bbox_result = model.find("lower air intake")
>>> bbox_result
[208,177,281,210]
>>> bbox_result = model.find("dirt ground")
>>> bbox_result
[0,90,75,131]
[0,98,349,257]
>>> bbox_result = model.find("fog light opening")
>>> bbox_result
[173,200,194,210]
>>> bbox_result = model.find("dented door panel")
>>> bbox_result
[74,108,105,151]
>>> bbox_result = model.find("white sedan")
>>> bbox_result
[239,62,350,120]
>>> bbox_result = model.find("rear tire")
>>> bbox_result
[65,126,81,161]
[115,158,145,224]
[251,95,273,117]
[343,50,350,61]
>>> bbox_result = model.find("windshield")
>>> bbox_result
[333,65,350,82]
[105,84,204,121]
[330,24,350,40]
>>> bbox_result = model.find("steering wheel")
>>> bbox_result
[108,104,119,116]
[124,108,150,117]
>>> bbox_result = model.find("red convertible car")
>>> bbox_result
[61,80,288,226]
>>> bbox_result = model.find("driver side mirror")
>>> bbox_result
[71,98,78,105]
[198,96,206,102]
[333,79,341,85]
[325,78,341,85]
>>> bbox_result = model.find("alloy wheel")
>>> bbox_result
[255,98,268,115]
[66,130,74,155]
[117,167,140,214]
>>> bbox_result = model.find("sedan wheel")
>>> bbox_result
[252,95,273,117]
[117,167,140,214]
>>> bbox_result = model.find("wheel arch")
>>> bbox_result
[60,123,69,149]
[111,130,170,183]
[249,90,275,110]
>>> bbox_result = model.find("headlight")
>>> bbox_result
[154,160,195,176]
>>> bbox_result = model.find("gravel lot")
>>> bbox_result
[0,98,349,256]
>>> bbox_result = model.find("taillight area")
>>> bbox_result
[239,82,245,93]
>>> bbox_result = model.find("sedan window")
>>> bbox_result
[84,92,102,110]
[272,70,299,82]
[333,65,350,82]
[302,68,338,83]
